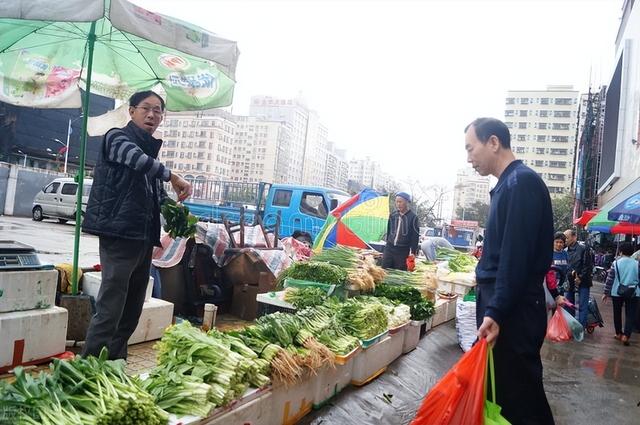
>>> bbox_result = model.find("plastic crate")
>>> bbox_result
[256,292,296,318]
[312,348,359,409]
[360,330,389,348]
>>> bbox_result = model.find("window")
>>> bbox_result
[517,135,526,141]
[553,111,571,118]
[515,147,526,154]
[539,110,549,118]
[506,97,515,105]
[519,110,528,117]
[548,173,566,181]
[554,98,573,105]
[273,189,292,207]
[61,183,77,195]
[535,148,546,155]
[537,135,546,142]
[538,123,547,130]
[505,122,513,129]
[551,136,569,143]
[548,186,565,194]
[540,98,549,105]
[552,123,570,130]
[518,122,527,129]
[549,161,567,168]
[520,98,529,104]
[534,160,544,167]
[300,192,328,218]
[550,148,568,155]
[505,110,515,117]
[44,182,60,194]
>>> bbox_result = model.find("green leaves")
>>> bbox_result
[161,198,197,239]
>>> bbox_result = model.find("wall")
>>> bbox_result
[0,162,66,217]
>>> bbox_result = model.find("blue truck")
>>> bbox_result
[180,180,350,243]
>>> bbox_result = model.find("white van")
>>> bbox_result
[32,178,93,223]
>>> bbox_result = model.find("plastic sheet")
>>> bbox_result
[561,308,585,342]
[546,308,572,342]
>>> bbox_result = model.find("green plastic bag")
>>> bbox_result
[484,347,511,425]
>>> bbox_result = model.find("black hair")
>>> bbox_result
[129,90,165,110]
[464,117,511,149]
[554,232,566,242]
[619,242,634,256]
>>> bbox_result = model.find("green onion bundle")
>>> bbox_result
[336,298,388,340]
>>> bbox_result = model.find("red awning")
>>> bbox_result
[573,209,598,226]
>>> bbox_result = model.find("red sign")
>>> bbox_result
[451,219,479,228]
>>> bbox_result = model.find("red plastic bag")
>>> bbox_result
[546,308,572,342]
[406,254,416,272]
[412,339,488,425]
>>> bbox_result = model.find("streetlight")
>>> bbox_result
[62,115,83,174]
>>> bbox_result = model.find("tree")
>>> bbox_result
[551,194,574,232]
[390,180,451,228]
[455,201,490,228]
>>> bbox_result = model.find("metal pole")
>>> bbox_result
[23,153,27,167]
[65,118,71,174]
[71,21,96,295]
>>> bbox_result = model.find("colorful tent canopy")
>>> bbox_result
[608,192,640,224]
[587,178,640,233]
[574,209,598,226]
[313,189,389,251]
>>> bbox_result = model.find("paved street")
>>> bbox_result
[0,215,100,266]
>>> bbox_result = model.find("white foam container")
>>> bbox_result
[270,372,318,425]
[351,332,403,386]
[0,269,57,313]
[402,320,423,353]
[128,297,174,345]
[83,271,153,302]
[312,347,360,408]
[0,306,68,371]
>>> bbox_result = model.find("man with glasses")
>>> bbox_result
[82,90,191,360]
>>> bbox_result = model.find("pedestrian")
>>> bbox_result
[564,229,593,328]
[603,242,640,345]
[552,232,569,291]
[473,234,484,259]
[466,117,555,425]
[382,192,420,270]
[420,236,453,262]
[82,90,192,360]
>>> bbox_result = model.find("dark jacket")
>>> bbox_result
[385,209,420,255]
[82,121,169,246]
[566,242,593,288]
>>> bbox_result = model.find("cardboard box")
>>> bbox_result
[83,272,153,302]
[128,298,174,345]
[0,269,57,313]
[0,306,68,372]
[231,272,273,321]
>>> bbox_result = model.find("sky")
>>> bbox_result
[133,0,622,198]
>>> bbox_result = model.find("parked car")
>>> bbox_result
[32,178,93,223]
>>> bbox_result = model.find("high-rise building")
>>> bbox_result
[348,156,381,189]
[452,167,490,218]
[157,109,236,180]
[504,85,579,196]
[249,95,329,186]
[324,142,349,191]
[231,116,291,183]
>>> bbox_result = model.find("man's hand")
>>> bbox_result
[170,174,192,201]
[477,316,500,346]
[555,295,567,306]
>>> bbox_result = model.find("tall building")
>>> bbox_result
[324,142,349,191]
[504,85,579,196]
[452,167,490,218]
[348,156,381,189]
[249,95,329,186]
[157,109,235,180]
[231,116,291,183]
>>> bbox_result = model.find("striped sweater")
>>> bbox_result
[105,128,171,182]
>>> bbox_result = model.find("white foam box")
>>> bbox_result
[270,371,319,425]
[402,320,423,354]
[432,297,458,327]
[205,389,274,425]
[351,332,404,386]
[83,272,153,302]
[312,348,360,409]
[128,298,174,345]
[437,278,476,296]
[0,306,68,371]
[0,270,57,313]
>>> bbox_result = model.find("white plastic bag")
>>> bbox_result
[456,299,477,351]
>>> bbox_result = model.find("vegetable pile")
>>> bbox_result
[284,287,328,309]
[336,298,388,340]
[0,348,168,425]
[436,247,477,272]
[277,261,348,287]
[373,284,435,321]
[161,198,198,239]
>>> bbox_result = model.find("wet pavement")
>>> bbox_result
[302,282,640,425]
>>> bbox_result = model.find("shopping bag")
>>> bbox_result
[545,308,572,342]
[560,308,584,342]
[484,346,511,425]
[406,254,416,272]
[411,339,488,425]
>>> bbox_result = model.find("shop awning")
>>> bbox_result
[587,177,640,233]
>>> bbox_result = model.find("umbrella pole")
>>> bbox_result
[70,21,97,295]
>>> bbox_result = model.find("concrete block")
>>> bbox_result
[0,269,57,313]
[0,306,68,372]
[59,294,93,341]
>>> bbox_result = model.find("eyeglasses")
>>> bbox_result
[134,105,164,116]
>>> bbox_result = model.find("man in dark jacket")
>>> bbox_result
[382,192,420,270]
[564,229,593,328]
[82,90,191,360]
[467,117,555,425]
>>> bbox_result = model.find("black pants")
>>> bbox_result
[477,283,555,425]
[82,236,153,360]
[611,296,639,338]
[382,244,410,270]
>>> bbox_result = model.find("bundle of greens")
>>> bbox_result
[0,349,169,425]
[311,246,359,268]
[374,284,423,306]
[336,298,388,340]
[295,305,360,355]
[373,297,411,328]
[140,367,214,418]
[276,261,348,288]
[284,287,328,309]
[381,269,425,287]
[155,321,269,406]
[447,254,477,273]
[161,198,198,239]
[411,299,436,321]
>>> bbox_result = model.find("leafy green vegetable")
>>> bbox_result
[337,298,388,340]
[311,246,359,268]
[161,198,198,239]
[276,261,348,288]
[284,287,328,309]
[411,299,436,321]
